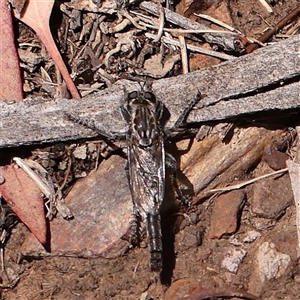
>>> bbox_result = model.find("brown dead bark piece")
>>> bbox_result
[0,35,298,148]
[179,127,288,201]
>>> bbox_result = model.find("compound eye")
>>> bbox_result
[128,91,138,99]
[144,92,156,103]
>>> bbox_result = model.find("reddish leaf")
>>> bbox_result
[13,0,81,99]
[0,0,23,100]
[0,165,47,246]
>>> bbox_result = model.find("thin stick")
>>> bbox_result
[153,3,164,42]
[13,157,53,200]
[179,35,189,74]
[120,10,146,31]
[146,33,234,60]
[258,0,273,14]
[140,1,243,51]
[194,13,242,34]
[166,29,238,35]
[286,20,300,35]
[247,4,300,53]
[138,19,240,35]
[204,168,288,195]
[56,157,72,195]
[13,157,73,219]
[130,10,154,23]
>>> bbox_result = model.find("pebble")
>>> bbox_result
[208,190,246,239]
[221,247,247,274]
[250,163,293,219]
[73,145,87,159]
[243,230,262,243]
[257,241,291,281]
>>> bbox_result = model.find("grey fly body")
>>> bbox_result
[66,82,201,273]
[120,88,165,271]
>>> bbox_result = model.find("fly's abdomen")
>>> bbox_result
[147,213,163,272]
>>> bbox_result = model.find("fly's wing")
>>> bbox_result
[127,134,165,221]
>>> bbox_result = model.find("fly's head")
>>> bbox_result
[121,88,163,147]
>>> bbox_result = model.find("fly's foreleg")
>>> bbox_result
[147,213,163,272]
[65,112,126,141]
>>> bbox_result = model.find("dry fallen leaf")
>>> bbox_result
[13,0,81,99]
[0,0,23,100]
[0,165,47,246]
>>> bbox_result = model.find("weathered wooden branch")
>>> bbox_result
[0,35,299,148]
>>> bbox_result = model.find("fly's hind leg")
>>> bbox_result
[165,153,191,207]
[124,161,141,246]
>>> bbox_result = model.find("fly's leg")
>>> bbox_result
[65,112,126,141]
[147,213,163,272]
[128,207,140,246]
[167,91,202,138]
[124,161,140,246]
[166,153,191,206]
[173,90,202,131]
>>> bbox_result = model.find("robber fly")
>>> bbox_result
[120,88,165,271]
[67,82,201,272]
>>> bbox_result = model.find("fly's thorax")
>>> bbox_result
[121,89,163,147]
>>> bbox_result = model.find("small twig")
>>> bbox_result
[0,277,19,289]
[13,158,54,202]
[178,35,189,74]
[286,20,300,35]
[0,247,3,272]
[110,18,132,33]
[194,13,242,34]
[13,157,73,219]
[153,3,164,42]
[130,10,154,24]
[145,33,234,60]
[119,9,146,31]
[204,168,288,196]
[247,4,300,53]
[137,16,240,36]
[140,1,245,52]
[133,262,140,275]
[258,0,273,14]
[166,28,239,35]
[56,157,72,195]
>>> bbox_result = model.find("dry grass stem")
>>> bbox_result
[140,1,249,52]
[194,13,242,34]
[145,33,234,60]
[153,3,165,42]
[179,35,189,73]
[205,168,288,196]
[12,157,73,219]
